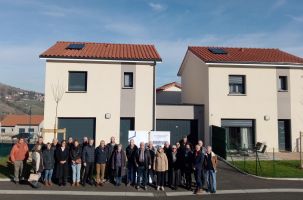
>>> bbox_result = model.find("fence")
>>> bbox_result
[227,143,303,178]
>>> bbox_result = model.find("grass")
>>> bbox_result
[232,160,303,178]
[0,156,11,178]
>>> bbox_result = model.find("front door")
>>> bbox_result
[278,120,291,151]
[120,118,135,148]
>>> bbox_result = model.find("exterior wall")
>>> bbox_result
[0,126,14,135]
[43,60,121,144]
[208,66,279,150]
[134,64,154,131]
[156,91,181,104]
[289,69,303,151]
[180,51,209,143]
[276,69,291,119]
[156,104,204,140]
[120,64,136,117]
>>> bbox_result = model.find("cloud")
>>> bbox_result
[287,15,303,23]
[148,2,167,12]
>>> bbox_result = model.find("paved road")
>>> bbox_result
[0,161,302,199]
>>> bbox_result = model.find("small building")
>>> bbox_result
[0,114,44,136]
[178,46,303,152]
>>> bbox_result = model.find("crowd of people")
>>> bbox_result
[9,135,217,195]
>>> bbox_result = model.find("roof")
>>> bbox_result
[156,82,182,92]
[0,115,43,127]
[40,41,162,62]
[188,46,303,65]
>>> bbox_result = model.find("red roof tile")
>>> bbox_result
[0,115,43,127]
[156,82,182,92]
[40,41,162,62]
[188,46,303,64]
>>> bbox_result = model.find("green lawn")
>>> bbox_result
[232,160,303,178]
[0,156,11,178]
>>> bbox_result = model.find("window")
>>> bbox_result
[229,75,246,94]
[19,128,25,133]
[1,128,5,133]
[278,76,288,91]
[28,128,34,133]
[123,72,133,88]
[68,71,87,92]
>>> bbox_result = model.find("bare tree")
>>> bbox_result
[51,81,64,137]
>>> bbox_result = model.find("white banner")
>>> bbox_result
[128,130,170,147]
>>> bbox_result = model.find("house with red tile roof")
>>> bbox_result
[0,114,44,136]
[178,46,303,154]
[40,41,162,146]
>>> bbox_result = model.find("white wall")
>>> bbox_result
[208,66,279,150]
[44,60,121,143]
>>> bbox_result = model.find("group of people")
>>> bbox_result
[9,135,217,195]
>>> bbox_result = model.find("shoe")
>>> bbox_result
[157,186,160,191]
[48,181,53,186]
[72,183,75,187]
[196,189,204,195]
[76,182,80,187]
[136,186,140,190]
[161,186,165,191]
[144,186,147,190]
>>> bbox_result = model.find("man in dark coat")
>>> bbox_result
[168,145,183,190]
[193,145,204,195]
[135,142,151,190]
[82,139,95,186]
[106,136,117,182]
[125,139,138,186]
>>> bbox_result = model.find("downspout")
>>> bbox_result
[153,61,156,131]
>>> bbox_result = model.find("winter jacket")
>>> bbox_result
[95,146,108,164]
[9,142,29,162]
[111,150,127,176]
[126,145,138,165]
[167,151,183,170]
[153,151,168,172]
[82,145,95,163]
[32,151,44,173]
[135,149,151,168]
[193,150,204,170]
[42,149,55,169]
[204,152,218,170]
[106,143,117,161]
[70,146,82,162]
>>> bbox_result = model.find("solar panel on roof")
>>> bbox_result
[66,43,85,50]
[208,47,227,54]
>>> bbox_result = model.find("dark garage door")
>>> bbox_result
[58,118,96,141]
[156,119,198,145]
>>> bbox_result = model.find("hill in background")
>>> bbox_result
[0,82,44,116]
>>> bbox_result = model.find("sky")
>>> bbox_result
[0,0,303,92]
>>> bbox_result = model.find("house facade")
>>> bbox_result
[178,47,303,152]
[0,115,44,136]
[40,41,161,146]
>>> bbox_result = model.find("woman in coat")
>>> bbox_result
[111,144,127,186]
[153,146,168,191]
[32,144,43,174]
[70,140,82,186]
[42,143,55,186]
[55,140,69,186]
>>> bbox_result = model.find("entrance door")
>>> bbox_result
[156,119,198,145]
[120,118,135,148]
[278,120,291,151]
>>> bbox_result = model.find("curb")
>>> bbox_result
[219,157,303,181]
